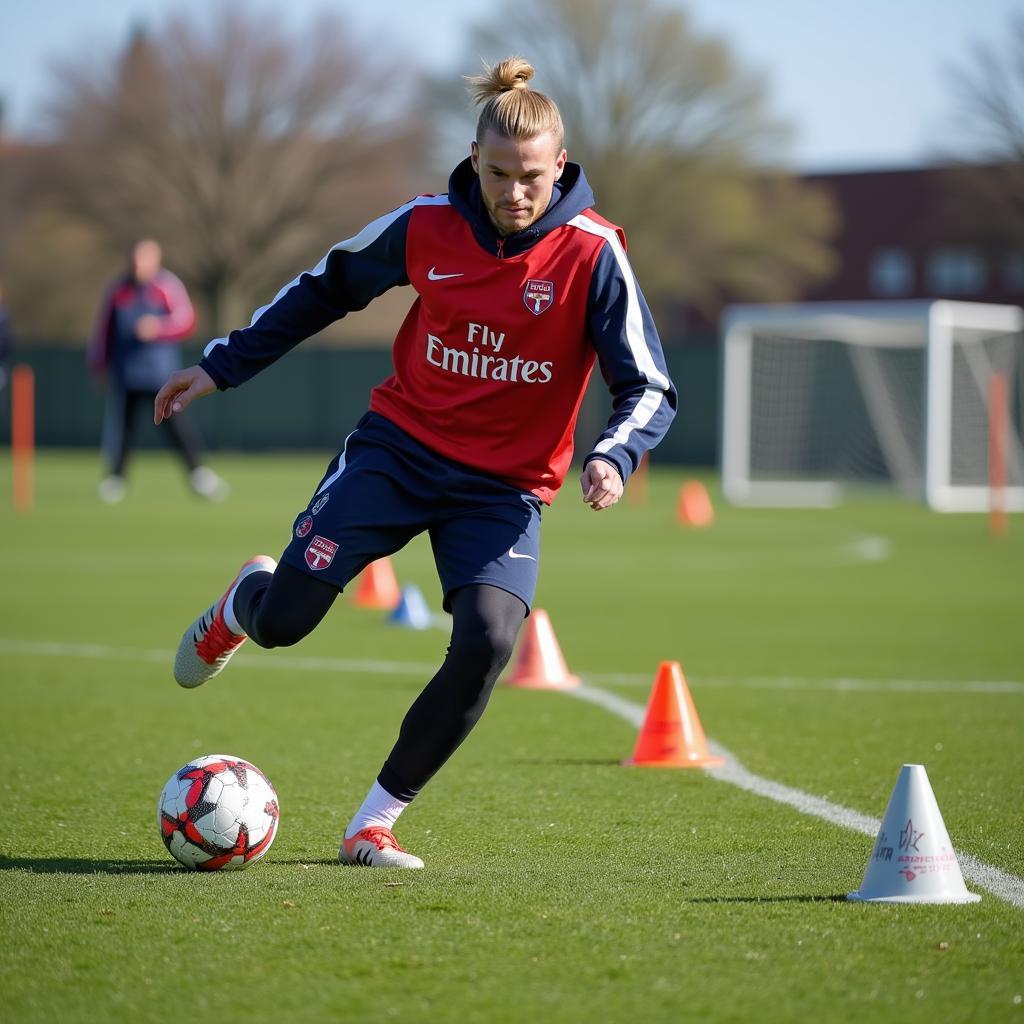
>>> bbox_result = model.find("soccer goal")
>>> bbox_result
[720,300,1024,511]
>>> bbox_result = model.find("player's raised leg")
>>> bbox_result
[173,555,277,688]
[173,558,342,687]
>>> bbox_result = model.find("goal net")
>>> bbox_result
[720,300,1024,511]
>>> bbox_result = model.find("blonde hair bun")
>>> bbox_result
[465,56,564,146]
[466,56,534,104]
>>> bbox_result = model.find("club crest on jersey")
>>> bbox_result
[523,279,554,316]
[311,493,330,515]
[295,515,313,538]
[305,535,338,571]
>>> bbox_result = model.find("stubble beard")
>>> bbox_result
[484,195,536,237]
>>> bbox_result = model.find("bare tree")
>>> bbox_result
[941,13,1024,247]
[946,12,1024,162]
[441,0,836,321]
[46,7,425,334]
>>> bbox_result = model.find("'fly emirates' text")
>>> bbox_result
[426,321,553,384]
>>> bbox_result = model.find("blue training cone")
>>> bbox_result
[389,584,432,630]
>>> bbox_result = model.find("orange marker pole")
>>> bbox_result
[988,372,1007,538]
[11,364,35,512]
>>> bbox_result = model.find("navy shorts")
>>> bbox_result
[280,412,542,611]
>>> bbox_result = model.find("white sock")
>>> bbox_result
[345,781,410,839]
[222,580,246,636]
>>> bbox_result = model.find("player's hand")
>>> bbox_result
[135,314,161,342]
[154,366,216,424]
[580,458,623,511]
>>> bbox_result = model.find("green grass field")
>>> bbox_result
[1,450,1022,1023]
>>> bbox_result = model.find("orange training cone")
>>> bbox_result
[351,557,401,609]
[677,480,714,527]
[624,661,724,768]
[505,609,580,689]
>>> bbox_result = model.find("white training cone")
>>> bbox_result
[848,763,980,904]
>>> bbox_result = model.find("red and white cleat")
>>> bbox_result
[173,555,277,688]
[339,827,425,869]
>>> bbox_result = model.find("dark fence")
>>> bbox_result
[0,341,720,465]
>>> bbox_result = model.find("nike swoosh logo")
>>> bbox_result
[427,267,464,281]
[508,547,536,561]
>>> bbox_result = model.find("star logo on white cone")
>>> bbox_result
[898,818,924,852]
[427,267,464,281]
[508,546,535,560]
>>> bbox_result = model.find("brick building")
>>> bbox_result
[799,164,1024,306]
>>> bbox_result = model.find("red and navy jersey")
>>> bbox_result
[89,269,195,390]
[200,159,676,502]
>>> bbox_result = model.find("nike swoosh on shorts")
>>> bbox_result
[428,267,464,280]
[508,547,536,560]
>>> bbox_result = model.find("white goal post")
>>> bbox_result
[720,300,1024,511]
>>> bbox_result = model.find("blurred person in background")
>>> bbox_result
[0,282,14,396]
[88,239,227,503]
[154,57,676,869]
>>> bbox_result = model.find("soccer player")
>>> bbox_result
[155,57,677,869]
[89,239,227,503]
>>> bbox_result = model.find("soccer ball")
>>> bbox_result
[157,754,280,870]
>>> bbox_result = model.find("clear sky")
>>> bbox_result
[1,0,1019,172]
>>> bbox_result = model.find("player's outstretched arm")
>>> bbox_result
[580,458,623,511]
[154,365,216,424]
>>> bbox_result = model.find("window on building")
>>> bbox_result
[1002,253,1024,293]
[926,248,987,295]
[869,248,913,296]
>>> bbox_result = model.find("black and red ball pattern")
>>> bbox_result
[158,755,279,870]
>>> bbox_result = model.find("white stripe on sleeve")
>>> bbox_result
[593,386,666,455]
[567,214,671,392]
[568,214,671,455]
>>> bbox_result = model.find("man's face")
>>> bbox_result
[471,130,566,236]
[132,240,162,283]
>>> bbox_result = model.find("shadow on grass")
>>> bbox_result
[0,855,346,875]
[0,855,179,875]
[683,894,849,904]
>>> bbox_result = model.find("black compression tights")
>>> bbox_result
[233,563,527,802]
[110,389,203,476]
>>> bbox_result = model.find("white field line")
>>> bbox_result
[1,638,1020,695]
[588,672,1024,695]
[0,638,439,677]
[1,636,1022,907]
